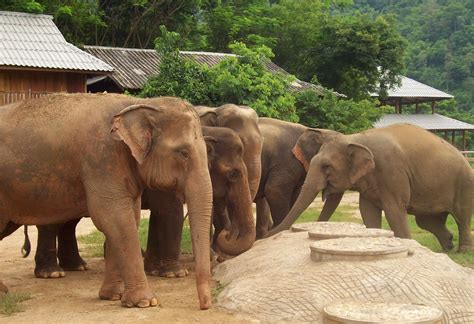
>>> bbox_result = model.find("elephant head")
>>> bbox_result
[111,97,212,309]
[203,126,255,256]
[267,128,375,236]
[196,104,262,201]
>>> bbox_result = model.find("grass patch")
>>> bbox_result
[0,292,31,316]
[78,203,473,268]
[296,204,474,268]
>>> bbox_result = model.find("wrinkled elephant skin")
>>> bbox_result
[0,94,213,309]
[269,124,473,252]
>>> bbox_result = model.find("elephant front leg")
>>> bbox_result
[35,224,65,279]
[381,196,411,239]
[359,195,382,228]
[88,194,157,308]
[144,189,188,278]
[256,198,272,239]
[58,218,88,271]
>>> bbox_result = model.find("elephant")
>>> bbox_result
[267,124,473,252]
[144,125,255,275]
[29,124,256,279]
[0,93,213,309]
[254,117,342,238]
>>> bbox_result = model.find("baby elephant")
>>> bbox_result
[268,124,473,252]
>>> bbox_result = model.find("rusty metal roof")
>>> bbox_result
[0,11,113,73]
[374,113,474,131]
[84,46,339,95]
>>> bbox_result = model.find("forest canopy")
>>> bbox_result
[2,0,472,128]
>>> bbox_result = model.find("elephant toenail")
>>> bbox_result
[137,300,150,308]
[150,298,159,307]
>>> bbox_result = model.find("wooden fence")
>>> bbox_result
[0,91,51,106]
[460,151,474,162]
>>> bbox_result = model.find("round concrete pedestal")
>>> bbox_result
[310,237,409,262]
[323,301,443,323]
[308,227,394,241]
[291,222,365,233]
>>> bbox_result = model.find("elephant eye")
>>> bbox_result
[176,149,190,160]
[228,169,241,182]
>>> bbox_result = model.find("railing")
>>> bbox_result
[460,151,474,162]
[0,91,52,106]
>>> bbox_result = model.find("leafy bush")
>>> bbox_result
[296,89,388,134]
[140,27,298,121]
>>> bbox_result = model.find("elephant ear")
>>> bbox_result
[293,128,336,171]
[348,143,375,184]
[110,104,162,165]
[196,107,218,126]
[203,135,217,163]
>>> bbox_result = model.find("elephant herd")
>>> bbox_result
[0,93,472,310]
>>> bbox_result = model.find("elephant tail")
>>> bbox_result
[21,225,31,258]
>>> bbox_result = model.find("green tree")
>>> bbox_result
[141,27,298,121]
[296,89,388,134]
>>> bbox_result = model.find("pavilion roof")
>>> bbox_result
[374,113,474,131]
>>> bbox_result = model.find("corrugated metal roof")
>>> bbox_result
[0,11,113,72]
[371,76,453,102]
[84,46,341,95]
[374,113,474,131]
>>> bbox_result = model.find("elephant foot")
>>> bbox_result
[145,260,189,278]
[34,264,66,279]
[457,244,472,253]
[121,286,159,308]
[59,257,88,272]
[99,282,124,301]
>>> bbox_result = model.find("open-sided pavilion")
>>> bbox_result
[373,76,474,157]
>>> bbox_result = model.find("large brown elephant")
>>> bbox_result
[30,124,256,278]
[267,124,473,252]
[254,117,342,238]
[0,94,213,309]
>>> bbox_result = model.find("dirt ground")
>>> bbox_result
[0,193,359,322]
[0,217,247,322]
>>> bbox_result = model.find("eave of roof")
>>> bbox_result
[374,113,474,131]
[371,76,453,103]
[84,45,343,96]
[0,11,113,73]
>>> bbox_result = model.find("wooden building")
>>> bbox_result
[0,11,112,106]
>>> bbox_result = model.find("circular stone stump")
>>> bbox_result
[291,222,366,233]
[323,301,443,324]
[308,226,394,241]
[310,237,409,262]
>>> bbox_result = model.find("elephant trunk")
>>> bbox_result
[245,154,262,201]
[186,167,213,310]
[317,192,344,221]
[266,160,326,236]
[216,169,256,256]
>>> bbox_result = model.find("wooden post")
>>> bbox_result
[462,130,466,151]
[444,130,448,140]
[415,101,419,114]
[431,101,436,114]
[451,131,455,147]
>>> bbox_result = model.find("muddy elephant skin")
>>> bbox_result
[0,93,213,309]
[268,124,473,252]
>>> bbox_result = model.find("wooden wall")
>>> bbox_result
[0,69,86,105]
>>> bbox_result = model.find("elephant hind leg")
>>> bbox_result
[451,206,472,252]
[415,213,453,251]
[58,218,87,271]
[35,224,65,279]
